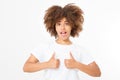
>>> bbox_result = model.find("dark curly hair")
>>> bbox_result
[44,3,84,37]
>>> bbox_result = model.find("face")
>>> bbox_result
[55,18,72,41]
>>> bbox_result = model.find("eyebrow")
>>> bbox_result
[57,20,68,23]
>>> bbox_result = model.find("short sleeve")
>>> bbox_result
[30,45,46,62]
[80,47,94,65]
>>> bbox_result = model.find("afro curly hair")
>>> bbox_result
[44,3,84,37]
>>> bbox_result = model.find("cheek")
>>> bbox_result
[67,27,72,33]
[55,27,59,34]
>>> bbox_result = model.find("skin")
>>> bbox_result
[23,18,101,77]
[55,18,72,44]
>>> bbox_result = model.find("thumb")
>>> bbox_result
[51,52,56,59]
[69,52,74,59]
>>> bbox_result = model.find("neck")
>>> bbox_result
[56,39,72,45]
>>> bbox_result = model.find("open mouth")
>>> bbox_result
[60,32,67,36]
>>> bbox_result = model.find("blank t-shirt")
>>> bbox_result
[31,41,94,80]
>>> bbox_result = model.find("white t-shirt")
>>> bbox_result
[31,41,94,80]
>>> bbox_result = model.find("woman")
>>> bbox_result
[23,3,101,80]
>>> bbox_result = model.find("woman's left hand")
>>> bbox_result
[64,52,78,69]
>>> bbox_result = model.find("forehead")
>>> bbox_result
[57,17,68,22]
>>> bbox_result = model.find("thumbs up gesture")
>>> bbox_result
[47,53,60,69]
[64,52,78,69]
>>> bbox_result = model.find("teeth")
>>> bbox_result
[60,32,67,37]
[60,32,66,34]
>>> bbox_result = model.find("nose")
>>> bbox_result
[61,24,65,30]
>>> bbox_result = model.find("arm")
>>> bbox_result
[76,61,101,77]
[23,53,60,72]
[64,53,101,77]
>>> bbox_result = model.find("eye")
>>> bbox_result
[65,22,70,25]
[56,22,61,26]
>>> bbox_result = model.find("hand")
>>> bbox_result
[64,52,78,69]
[47,53,60,69]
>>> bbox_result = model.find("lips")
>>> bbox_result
[60,31,67,36]
[60,32,67,34]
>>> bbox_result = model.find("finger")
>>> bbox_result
[69,52,74,59]
[64,59,70,67]
[64,59,69,63]
[57,59,60,64]
[64,59,67,65]
[51,53,55,59]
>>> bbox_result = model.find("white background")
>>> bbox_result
[1,0,120,80]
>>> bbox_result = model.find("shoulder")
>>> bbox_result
[72,43,92,56]
[31,43,50,53]
[72,43,95,64]
[72,43,86,51]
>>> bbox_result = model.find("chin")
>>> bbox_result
[61,37,69,41]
